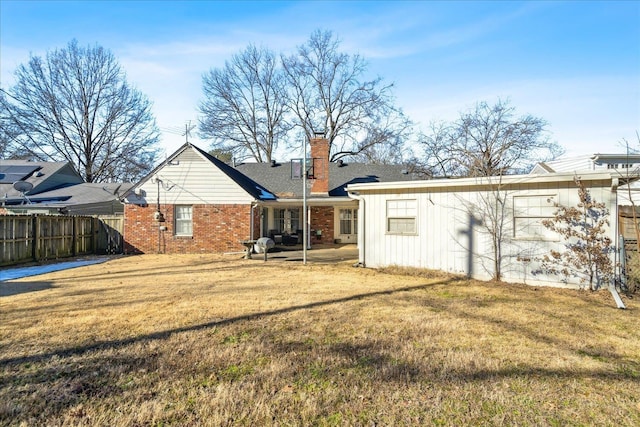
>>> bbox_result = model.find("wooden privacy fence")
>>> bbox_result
[0,214,124,267]
[619,207,640,293]
[621,238,639,293]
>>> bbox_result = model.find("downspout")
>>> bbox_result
[610,177,626,308]
[347,190,365,267]
[611,177,619,275]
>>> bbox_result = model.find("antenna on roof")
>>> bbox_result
[183,120,196,144]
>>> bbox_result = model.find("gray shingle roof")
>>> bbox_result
[235,160,415,198]
[0,161,82,199]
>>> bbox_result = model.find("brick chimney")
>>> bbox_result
[309,135,329,194]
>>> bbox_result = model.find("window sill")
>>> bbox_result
[385,232,418,236]
[513,236,559,242]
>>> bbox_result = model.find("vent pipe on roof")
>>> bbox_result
[271,160,277,167]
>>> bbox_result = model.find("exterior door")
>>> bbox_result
[337,208,358,243]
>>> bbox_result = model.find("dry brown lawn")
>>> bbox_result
[1,253,639,426]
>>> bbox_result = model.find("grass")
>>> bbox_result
[1,253,639,426]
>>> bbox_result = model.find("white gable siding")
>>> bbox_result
[539,154,640,175]
[352,176,618,288]
[544,156,598,172]
[133,147,255,205]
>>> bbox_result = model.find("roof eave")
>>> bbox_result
[346,171,619,192]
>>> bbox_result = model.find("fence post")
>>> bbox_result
[72,216,77,257]
[32,215,40,261]
[93,217,98,253]
[619,234,627,291]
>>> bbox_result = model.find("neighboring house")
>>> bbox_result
[123,136,415,254]
[530,153,640,174]
[531,153,640,206]
[0,160,130,215]
[346,172,631,288]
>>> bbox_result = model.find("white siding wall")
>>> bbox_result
[359,181,616,288]
[132,147,254,205]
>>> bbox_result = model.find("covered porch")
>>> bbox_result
[255,197,359,247]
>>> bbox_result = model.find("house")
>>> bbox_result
[345,171,631,288]
[531,153,640,206]
[0,160,130,215]
[123,136,415,254]
[530,153,640,175]
[235,137,414,246]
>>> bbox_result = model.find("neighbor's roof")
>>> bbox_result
[531,153,640,174]
[0,160,83,198]
[24,182,133,204]
[2,182,133,214]
[236,161,415,198]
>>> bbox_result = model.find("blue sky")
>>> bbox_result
[1,0,638,160]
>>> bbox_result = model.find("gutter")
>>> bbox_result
[346,171,617,193]
[347,190,366,267]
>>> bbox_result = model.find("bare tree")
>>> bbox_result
[282,29,411,162]
[418,99,563,177]
[350,113,414,164]
[477,182,510,281]
[0,95,15,157]
[0,92,29,159]
[208,148,233,164]
[0,40,159,183]
[199,44,290,163]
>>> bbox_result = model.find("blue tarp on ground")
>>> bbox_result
[0,258,109,282]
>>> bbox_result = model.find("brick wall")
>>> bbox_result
[310,206,334,244]
[124,203,256,254]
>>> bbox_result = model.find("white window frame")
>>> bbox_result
[339,208,358,235]
[512,195,558,241]
[386,199,417,235]
[273,208,300,234]
[174,205,193,237]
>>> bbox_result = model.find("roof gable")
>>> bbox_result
[126,144,275,205]
[190,145,275,200]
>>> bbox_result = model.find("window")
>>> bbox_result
[175,205,193,236]
[339,208,358,235]
[513,195,557,240]
[274,208,285,233]
[290,208,300,233]
[607,163,619,169]
[273,208,300,234]
[386,199,417,234]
